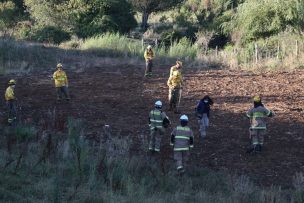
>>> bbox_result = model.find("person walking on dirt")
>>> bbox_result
[169,61,182,77]
[144,45,154,77]
[246,96,274,153]
[148,100,170,153]
[5,79,17,125]
[167,62,183,113]
[53,63,70,102]
[170,115,194,174]
[195,95,214,142]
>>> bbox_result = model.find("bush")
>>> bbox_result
[31,26,71,44]
[223,0,304,44]
[14,21,32,39]
[81,33,142,57]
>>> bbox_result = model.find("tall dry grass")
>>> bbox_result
[0,119,304,202]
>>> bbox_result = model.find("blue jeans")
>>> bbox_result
[56,86,70,100]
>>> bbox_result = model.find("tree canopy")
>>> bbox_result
[222,0,304,43]
[130,0,184,29]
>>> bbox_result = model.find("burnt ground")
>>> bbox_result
[1,64,304,188]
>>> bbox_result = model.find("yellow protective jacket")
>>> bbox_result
[5,86,15,101]
[144,49,154,61]
[53,70,68,87]
[167,69,183,88]
[170,65,179,77]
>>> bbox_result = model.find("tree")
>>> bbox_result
[0,1,16,32]
[0,0,27,34]
[222,0,304,44]
[69,0,137,37]
[24,0,137,38]
[130,0,184,30]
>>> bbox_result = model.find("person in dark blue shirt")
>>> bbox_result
[195,95,214,142]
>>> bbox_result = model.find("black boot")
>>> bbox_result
[168,103,173,111]
[246,145,254,153]
[256,144,262,152]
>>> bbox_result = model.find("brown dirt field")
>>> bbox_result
[1,64,304,188]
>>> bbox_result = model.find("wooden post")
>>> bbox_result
[141,38,144,50]
[215,46,218,57]
[255,43,258,64]
[155,39,158,49]
[296,40,299,58]
[277,42,280,59]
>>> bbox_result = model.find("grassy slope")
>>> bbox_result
[0,121,304,202]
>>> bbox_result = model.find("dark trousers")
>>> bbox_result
[7,100,17,123]
[145,60,153,76]
[168,88,180,110]
[56,86,70,100]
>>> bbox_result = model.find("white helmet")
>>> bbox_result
[155,100,162,108]
[147,45,152,49]
[180,115,188,121]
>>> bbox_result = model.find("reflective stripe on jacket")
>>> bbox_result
[149,109,165,129]
[171,126,194,151]
[53,70,68,87]
[5,86,15,101]
[246,106,272,129]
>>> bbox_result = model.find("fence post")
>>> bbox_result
[255,43,258,64]
[215,46,218,57]
[277,42,280,60]
[141,38,144,50]
[296,40,299,58]
[155,39,158,49]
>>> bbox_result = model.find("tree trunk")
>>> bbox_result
[141,9,150,30]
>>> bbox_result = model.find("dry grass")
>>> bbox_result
[0,119,304,202]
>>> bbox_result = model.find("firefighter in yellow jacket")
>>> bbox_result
[169,61,182,77]
[171,115,194,174]
[53,63,70,101]
[5,79,17,124]
[246,96,274,153]
[148,100,170,153]
[167,62,183,113]
[144,45,154,77]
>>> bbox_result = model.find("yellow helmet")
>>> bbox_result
[176,61,183,67]
[8,79,16,85]
[253,96,261,102]
[57,63,63,68]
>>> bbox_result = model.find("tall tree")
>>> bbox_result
[222,0,304,43]
[130,0,184,30]
[0,0,27,34]
[24,0,137,38]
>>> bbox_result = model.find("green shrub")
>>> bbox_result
[14,125,37,142]
[31,26,71,44]
[14,21,32,39]
[168,37,198,60]
[81,33,142,57]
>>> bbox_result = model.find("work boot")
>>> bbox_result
[246,145,254,153]
[177,167,185,175]
[200,136,205,143]
[256,144,262,152]
[174,110,181,114]
[8,119,13,126]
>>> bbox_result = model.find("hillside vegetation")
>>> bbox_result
[1,0,304,70]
